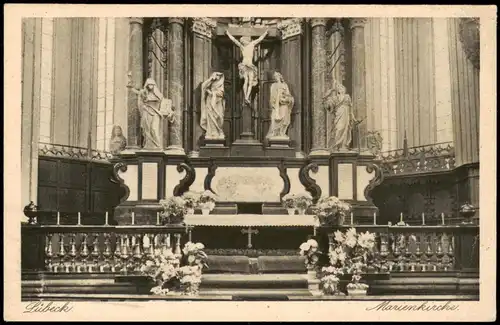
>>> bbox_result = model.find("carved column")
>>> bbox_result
[309,18,330,156]
[190,18,216,157]
[278,18,304,157]
[350,18,368,150]
[167,18,186,155]
[126,17,144,149]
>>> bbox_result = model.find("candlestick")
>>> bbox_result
[131,212,135,225]
[156,212,160,225]
[105,212,109,225]
[350,212,354,225]
[77,212,81,225]
[441,213,445,225]
[422,212,425,226]
[56,212,60,225]
[373,212,377,225]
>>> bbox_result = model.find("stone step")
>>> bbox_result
[201,273,308,289]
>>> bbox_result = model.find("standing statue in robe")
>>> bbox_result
[266,72,294,139]
[200,72,226,140]
[127,78,174,150]
[225,29,269,105]
[323,80,358,151]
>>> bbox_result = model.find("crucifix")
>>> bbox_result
[241,227,259,249]
[220,20,277,142]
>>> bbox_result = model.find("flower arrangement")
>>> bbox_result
[159,196,187,224]
[326,227,377,295]
[199,190,217,214]
[313,196,351,226]
[299,239,321,271]
[320,266,343,295]
[282,192,313,214]
[140,241,208,296]
[182,191,201,213]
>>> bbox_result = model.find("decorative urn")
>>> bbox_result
[459,202,477,224]
[23,201,39,225]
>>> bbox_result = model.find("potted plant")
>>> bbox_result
[295,192,313,215]
[299,239,321,279]
[140,241,208,296]
[178,242,208,295]
[282,193,297,215]
[199,190,217,215]
[182,191,201,215]
[320,266,343,295]
[313,196,351,226]
[327,228,377,296]
[159,196,187,224]
[346,272,370,296]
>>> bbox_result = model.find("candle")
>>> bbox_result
[56,212,60,225]
[400,212,403,223]
[422,212,425,226]
[131,212,135,225]
[350,212,354,225]
[373,212,377,225]
[441,213,445,225]
[156,212,160,225]
[105,212,109,225]
[77,212,81,225]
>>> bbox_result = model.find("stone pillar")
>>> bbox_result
[278,18,304,157]
[309,18,330,156]
[167,18,186,155]
[126,17,144,150]
[190,18,216,157]
[350,18,368,151]
[21,18,42,216]
[448,18,480,209]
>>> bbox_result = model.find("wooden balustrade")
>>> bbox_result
[318,224,479,274]
[21,224,188,274]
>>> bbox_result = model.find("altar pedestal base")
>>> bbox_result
[231,141,265,157]
[265,137,295,157]
[199,138,230,157]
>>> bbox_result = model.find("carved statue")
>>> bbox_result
[266,72,294,139]
[324,80,358,151]
[225,28,269,104]
[200,72,226,140]
[127,78,174,150]
[109,125,127,154]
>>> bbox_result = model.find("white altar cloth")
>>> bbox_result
[184,214,319,227]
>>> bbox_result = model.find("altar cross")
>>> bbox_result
[241,227,259,249]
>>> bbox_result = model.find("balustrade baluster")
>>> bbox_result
[143,233,153,258]
[425,234,434,271]
[45,233,54,272]
[80,233,90,272]
[388,233,396,272]
[133,234,143,272]
[378,232,390,272]
[435,233,444,271]
[112,234,121,272]
[409,233,417,272]
[447,234,455,271]
[120,235,130,274]
[327,234,334,254]
[68,233,78,272]
[174,233,182,258]
[90,233,101,272]
[102,233,112,272]
[57,234,66,273]
[414,234,423,272]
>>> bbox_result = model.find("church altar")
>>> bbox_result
[184,214,319,227]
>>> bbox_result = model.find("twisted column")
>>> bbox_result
[167,18,186,155]
[126,18,144,149]
[350,18,368,150]
[309,18,330,156]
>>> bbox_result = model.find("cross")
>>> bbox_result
[241,227,259,249]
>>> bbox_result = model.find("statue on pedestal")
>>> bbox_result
[225,28,269,104]
[266,72,294,139]
[200,72,226,140]
[109,125,127,154]
[324,80,358,151]
[127,77,174,150]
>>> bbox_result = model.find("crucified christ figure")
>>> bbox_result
[225,28,269,104]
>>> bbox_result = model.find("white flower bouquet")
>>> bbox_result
[140,241,208,296]
[295,192,313,211]
[313,196,351,226]
[159,196,187,224]
[199,190,217,212]
[320,265,343,295]
[299,239,322,271]
[282,193,296,209]
[181,191,201,210]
